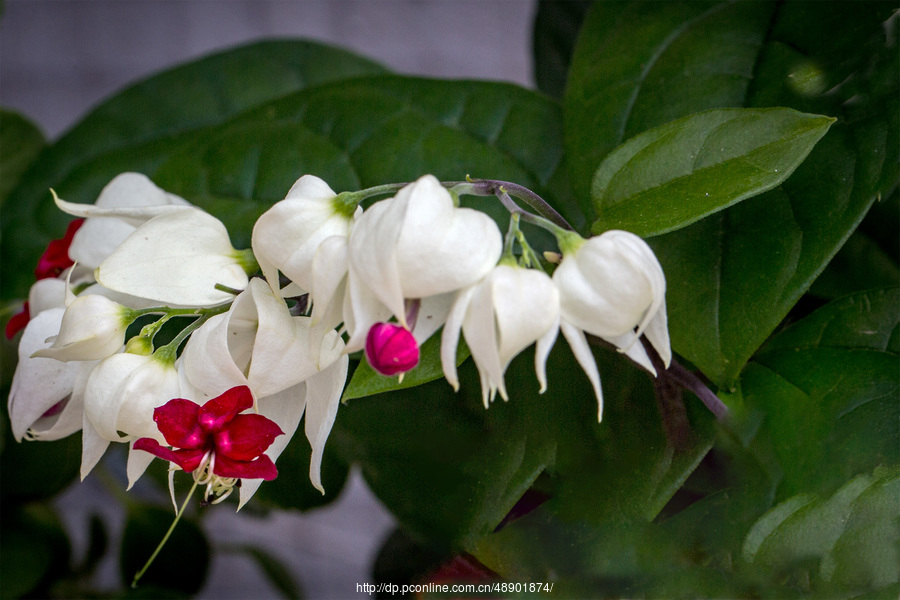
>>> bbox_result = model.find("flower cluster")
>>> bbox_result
[8,171,670,508]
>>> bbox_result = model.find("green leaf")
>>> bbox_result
[809,231,900,299]
[590,108,834,236]
[1,40,388,300]
[565,0,778,205]
[738,288,899,498]
[3,75,572,271]
[331,349,559,549]
[0,109,45,206]
[121,503,210,595]
[341,330,715,549]
[342,332,469,401]
[532,0,592,99]
[566,0,898,386]
[742,468,899,595]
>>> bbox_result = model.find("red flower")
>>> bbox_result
[134,386,283,481]
[35,218,84,280]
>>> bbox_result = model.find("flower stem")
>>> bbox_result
[446,178,574,231]
[335,182,407,215]
[132,478,199,589]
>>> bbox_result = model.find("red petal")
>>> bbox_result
[214,453,278,481]
[214,413,283,461]
[5,302,30,339]
[134,438,207,472]
[198,386,254,432]
[153,398,208,449]
[35,219,83,280]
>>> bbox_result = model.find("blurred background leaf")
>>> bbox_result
[532,0,592,99]
[0,109,45,206]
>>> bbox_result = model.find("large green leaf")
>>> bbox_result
[565,0,777,206]
[737,288,899,498]
[0,109,45,206]
[472,289,899,597]
[566,0,898,386]
[1,40,388,300]
[591,107,834,236]
[742,468,899,595]
[4,75,572,265]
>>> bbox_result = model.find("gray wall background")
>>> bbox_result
[1,0,537,138]
[1,1,538,598]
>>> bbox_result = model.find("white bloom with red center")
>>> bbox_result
[32,294,135,362]
[553,229,671,420]
[441,264,560,407]
[8,308,95,442]
[345,175,502,352]
[181,277,348,499]
[54,172,190,269]
[95,207,256,307]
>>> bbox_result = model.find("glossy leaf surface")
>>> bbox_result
[566,0,898,386]
[591,107,834,236]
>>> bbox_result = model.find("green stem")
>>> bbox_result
[132,478,199,589]
[501,213,521,263]
[334,182,407,216]
[153,303,231,363]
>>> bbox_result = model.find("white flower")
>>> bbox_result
[95,207,255,306]
[8,309,95,442]
[181,277,348,498]
[32,294,133,362]
[27,277,67,316]
[252,175,359,294]
[80,352,185,485]
[553,229,671,420]
[345,175,502,351]
[441,264,560,407]
[55,172,190,269]
[252,175,361,353]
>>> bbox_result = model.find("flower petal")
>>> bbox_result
[237,382,308,509]
[440,285,476,392]
[96,208,248,306]
[80,415,110,480]
[126,441,158,489]
[560,319,604,421]
[304,352,349,494]
[152,398,206,449]
[133,438,206,472]
[8,309,86,441]
[197,386,254,432]
[215,413,283,461]
[181,313,249,397]
[32,294,130,362]
[251,175,350,293]
[214,453,278,481]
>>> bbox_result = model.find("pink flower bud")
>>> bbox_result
[365,323,419,376]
